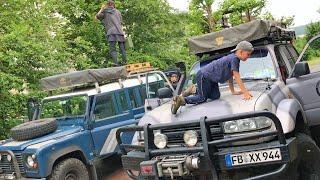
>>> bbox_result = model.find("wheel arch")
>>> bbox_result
[45,147,90,177]
[276,99,307,134]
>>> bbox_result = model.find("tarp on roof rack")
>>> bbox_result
[41,66,127,91]
[188,20,294,55]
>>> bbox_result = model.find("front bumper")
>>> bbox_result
[117,111,297,179]
[0,150,43,180]
[0,174,45,180]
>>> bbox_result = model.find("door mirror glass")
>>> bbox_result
[293,62,310,77]
[27,97,39,121]
[157,87,173,99]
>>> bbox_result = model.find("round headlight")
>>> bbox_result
[7,154,12,162]
[154,133,168,149]
[184,130,198,147]
[27,156,35,167]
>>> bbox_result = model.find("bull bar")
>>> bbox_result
[116,111,292,179]
[0,150,22,180]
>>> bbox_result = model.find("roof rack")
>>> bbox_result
[40,62,161,93]
[268,25,296,42]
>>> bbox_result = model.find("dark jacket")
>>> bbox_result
[96,7,124,36]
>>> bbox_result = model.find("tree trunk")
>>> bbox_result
[245,9,251,22]
[205,5,215,32]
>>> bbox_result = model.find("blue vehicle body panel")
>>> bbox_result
[0,126,83,151]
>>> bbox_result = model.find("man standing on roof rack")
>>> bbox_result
[96,0,127,66]
[171,41,254,114]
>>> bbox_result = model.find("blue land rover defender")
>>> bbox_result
[0,66,174,180]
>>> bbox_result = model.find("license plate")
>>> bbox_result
[225,148,282,167]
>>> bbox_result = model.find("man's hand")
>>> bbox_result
[101,4,108,9]
[243,92,253,100]
[233,71,253,101]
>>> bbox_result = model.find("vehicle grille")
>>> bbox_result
[0,153,25,175]
[161,123,223,146]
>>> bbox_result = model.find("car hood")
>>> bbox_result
[0,126,82,151]
[139,81,270,125]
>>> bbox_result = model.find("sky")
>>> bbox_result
[167,0,320,26]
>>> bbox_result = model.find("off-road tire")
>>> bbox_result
[295,133,320,180]
[48,158,89,180]
[10,118,57,141]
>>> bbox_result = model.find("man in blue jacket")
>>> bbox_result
[172,41,254,114]
[96,0,126,66]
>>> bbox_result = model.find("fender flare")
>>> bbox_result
[276,99,306,134]
[45,146,90,177]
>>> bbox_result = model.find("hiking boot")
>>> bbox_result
[181,84,197,97]
[171,96,186,114]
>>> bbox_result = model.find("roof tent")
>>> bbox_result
[189,20,296,55]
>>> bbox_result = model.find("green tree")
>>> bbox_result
[219,0,266,26]
[190,0,217,33]
[306,21,320,41]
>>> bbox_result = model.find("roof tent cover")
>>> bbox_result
[188,20,292,55]
[41,66,128,91]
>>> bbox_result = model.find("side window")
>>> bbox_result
[128,88,139,108]
[118,90,129,112]
[93,93,117,121]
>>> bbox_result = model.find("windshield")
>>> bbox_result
[184,49,276,89]
[41,95,88,119]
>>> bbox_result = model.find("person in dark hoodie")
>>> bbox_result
[96,0,126,66]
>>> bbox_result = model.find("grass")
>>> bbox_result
[307,57,320,72]
[308,57,320,66]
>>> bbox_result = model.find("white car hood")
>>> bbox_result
[139,84,268,126]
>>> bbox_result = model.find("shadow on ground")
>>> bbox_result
[96,154,131,180]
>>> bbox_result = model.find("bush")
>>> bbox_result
[306,21,320,41]
[294,22,320,61]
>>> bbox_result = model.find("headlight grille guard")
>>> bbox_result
[116,110,288,180]
[0,150,23,178]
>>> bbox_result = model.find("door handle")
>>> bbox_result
[316,81,320,96]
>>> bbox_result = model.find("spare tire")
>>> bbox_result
[11,118,58,141]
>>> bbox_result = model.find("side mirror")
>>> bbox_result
[293,62,310,77]
[27,98,39,121]
[157,87,173,99]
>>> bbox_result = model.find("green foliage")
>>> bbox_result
[294,22,320,62]
[306,21,320,41]
[190,0,217,33]
[0,73,25,139]
[294,37,307,53]
[219,0,266,25]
